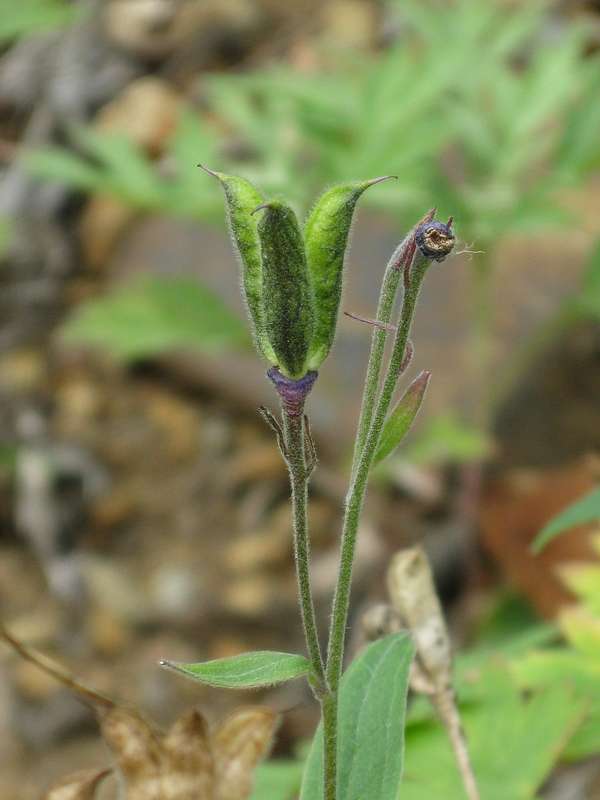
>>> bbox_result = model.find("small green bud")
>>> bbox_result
[200,166,275,362]
[304,176,395,369]
[255,201,315,379]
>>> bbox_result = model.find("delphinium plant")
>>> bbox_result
[161,168,455,800]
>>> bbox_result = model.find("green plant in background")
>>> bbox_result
[160,171,456,800]
[0,0,76,43]
[60,276,249,361]
[26,0,600,451]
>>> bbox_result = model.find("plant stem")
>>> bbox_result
[281,410,326,687]
[321,690,338,800]
[327,257,430,692]
[351,245,407,475]
[282,409,337,799]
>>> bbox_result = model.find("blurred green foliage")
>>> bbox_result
[28,0,600,241]
[0,0,77,43]
[61,277,249,361]
[25,0,600,392]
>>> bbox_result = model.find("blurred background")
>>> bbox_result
[1,0,600,797]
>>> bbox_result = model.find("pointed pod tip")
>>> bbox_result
[366,174,398,187]
[197,163,219,178]
[251,202,273,216]
[416,369,432,385]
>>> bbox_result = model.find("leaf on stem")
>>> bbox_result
[300,633,414,800]
[373,370,431,466]
[161,651,312,689]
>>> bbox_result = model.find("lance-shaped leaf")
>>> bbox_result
[532,487,600,554]
[374,370,431,466]
[256,201,314,378]
[201,166,275,362]
[304,177,395,369]
[161,651,311,689]
[300,633,414,800]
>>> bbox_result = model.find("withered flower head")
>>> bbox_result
[415,219,455,262]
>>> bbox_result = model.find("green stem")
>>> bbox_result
[282,410,336,799]
[282,410,326,687]
[326,258,430,692]
[351,244,405,475]
[321,691,338,800]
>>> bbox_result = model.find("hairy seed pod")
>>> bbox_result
[415,220,455,263]
[201,166,276,361]
[304,176,395,369]
[256,201,315,379]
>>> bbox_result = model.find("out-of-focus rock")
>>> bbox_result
[321,0,379,49]
[79,77,183,270]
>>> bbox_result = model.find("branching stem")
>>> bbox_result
[327,258,430,693]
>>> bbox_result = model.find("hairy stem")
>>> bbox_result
[351,216,430,474]
[282,410,326,686]
[327,258,430,691]
[352,251,404,474]
[321,690,338,800]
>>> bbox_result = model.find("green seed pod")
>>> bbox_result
[304,176,395,369]
[201,166,275,362]
[255,201,314,379]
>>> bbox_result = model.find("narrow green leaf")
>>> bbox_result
[61,277,248,361]
[304,176,395,369]
[161,651,311,689]
[201,167,276,362]
[532,487,600,554]
[256,201,315,378]
[301,633,414,800]
[26,147,106,192]
[374,370,431,466]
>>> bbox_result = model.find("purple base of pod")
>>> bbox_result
[267,367,318,417]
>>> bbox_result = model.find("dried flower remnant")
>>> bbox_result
[44,769,111,800]
[415,219,455,262]
[0,626,277,800]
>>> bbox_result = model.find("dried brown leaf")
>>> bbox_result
[99,706,163,800]
[213,707,278,800]
[1,625,277,800]
[44,768,111,800]
[162,708,215,799]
